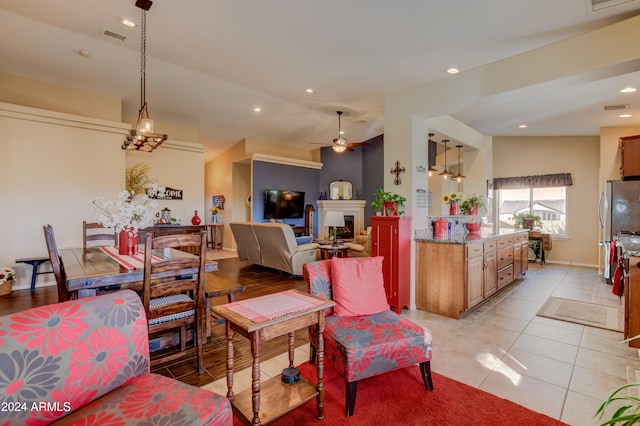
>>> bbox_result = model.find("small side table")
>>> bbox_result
[212,290,335,425]
[318,244,349,260]
[208,224,224,249]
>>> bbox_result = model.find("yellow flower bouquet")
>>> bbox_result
[442,192,464,204]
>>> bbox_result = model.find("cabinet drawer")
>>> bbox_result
[483,240,497,253]
[497,247,514,270]
[498,264,514,289]
[497,235,513,248]
[466,242,483,259]
[514,233,525,243]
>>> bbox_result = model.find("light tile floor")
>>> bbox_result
[203,263,638,425]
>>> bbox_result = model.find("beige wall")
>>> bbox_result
[493,136,600,266]
[125,142,205,227]
[1,102,127,290]
[0,72,121,122]
[205,141,251,249]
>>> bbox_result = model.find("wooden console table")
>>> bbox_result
[212,290,335,425]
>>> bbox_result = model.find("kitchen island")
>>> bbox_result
[415,229,529,318]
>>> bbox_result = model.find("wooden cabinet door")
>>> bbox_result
[466,255,484,309]
[484,250,498,298]
[371,219,394,304]
[521,241,529,275]
[371,216,411,312]
[513,240,522,278]
[620,135,640,179]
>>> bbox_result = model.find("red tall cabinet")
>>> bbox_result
[371,216,412,312]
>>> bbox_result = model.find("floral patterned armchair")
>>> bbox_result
[303,258,434,417]
[0,290,232,425]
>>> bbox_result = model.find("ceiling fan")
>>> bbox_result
[315,111,370,152]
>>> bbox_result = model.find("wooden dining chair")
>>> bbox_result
[142,231,207,374]
[83,221,117,256]
[43,224,73,303]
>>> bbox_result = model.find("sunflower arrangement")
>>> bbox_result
[442,192,464,204]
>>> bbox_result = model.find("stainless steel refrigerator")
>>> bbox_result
[599,180,640,240]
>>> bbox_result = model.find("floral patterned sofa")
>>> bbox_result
[0,290,232,425]
[303,258,434,417]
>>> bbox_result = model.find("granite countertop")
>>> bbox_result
[415,228,527,244]
[618,235,640,257]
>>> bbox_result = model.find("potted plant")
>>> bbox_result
[460,194,485,215]
[513,213,542,230]
[371,188,406,216]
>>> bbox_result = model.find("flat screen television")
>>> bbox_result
[263,190,305,219]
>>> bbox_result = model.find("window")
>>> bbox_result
[495,173,571,237]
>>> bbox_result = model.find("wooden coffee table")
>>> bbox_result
[212,290,335,425]
[318,244,349,260]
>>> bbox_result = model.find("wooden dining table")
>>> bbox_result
[61,246,219,296]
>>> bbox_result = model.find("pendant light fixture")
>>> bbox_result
[122,0,167,152]
[438,139,454,179]
[427,133,439,176]
[332,111,348,153]
[454,145,466,182]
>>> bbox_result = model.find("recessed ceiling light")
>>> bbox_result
[619,113,632,118]
[305,88,314,93]
[447,68,459,74]
[253,107,262,112]
[621,87,637,93]
[78,49,92,58]
[518,124,527,128]
[121,19,136,28]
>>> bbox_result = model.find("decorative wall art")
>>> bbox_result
[390,161,406,185]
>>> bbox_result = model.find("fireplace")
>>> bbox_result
[336,215,355,239]
[317,200,366,241]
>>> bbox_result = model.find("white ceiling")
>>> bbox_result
[2,0,640,161]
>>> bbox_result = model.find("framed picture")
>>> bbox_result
[212,195,225,210]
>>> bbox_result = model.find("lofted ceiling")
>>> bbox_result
[1,0,640,162]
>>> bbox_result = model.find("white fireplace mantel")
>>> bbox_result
[317,200,366,240]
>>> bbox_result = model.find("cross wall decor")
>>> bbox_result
[390,161,406,185]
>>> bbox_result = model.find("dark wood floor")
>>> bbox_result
[0,257,308,387]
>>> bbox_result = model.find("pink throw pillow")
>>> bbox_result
[331,256,389,316]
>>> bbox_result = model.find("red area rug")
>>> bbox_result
[233,362,567,425]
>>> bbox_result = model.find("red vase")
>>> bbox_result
[191,210,201,225]
[449,202,460,215]
[468,204,478,216]
[118,228,139,255]
[383,201,397,216]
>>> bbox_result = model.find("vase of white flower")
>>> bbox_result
[91,184,165,255]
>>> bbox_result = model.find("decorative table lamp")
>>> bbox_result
[325,211,345,247]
